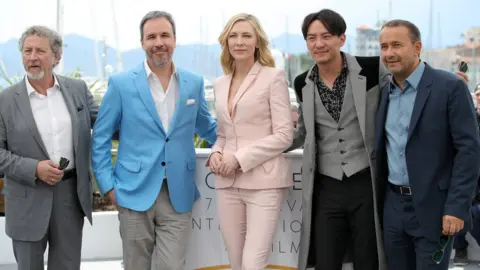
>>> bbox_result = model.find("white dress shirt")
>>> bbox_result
[26,75,75,169]
[144,60,179,133]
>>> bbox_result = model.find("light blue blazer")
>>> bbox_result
[91,63,217,212]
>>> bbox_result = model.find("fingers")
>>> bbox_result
[47,165,63,176]
[455,71,469,83]
[109,191,117,206]
[442,217,464,235]
[43,177,61,186]
[219,163,230,176]
[47,160,60,169]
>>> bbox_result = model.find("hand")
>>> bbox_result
[442,215,464,235]
[218,153,239,177]
[206,152,223,174]
[106,189,117,206]
[455,71,469,84]
[36,160,64,185]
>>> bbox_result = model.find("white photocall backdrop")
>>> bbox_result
[0,149,359,269]
[185,149,353,270]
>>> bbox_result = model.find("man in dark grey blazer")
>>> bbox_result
[0,26,98,270]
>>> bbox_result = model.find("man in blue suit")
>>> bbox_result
[91,11,217,270]
[376,19,480,270]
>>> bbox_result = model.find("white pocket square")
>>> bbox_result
[186,99,196,105]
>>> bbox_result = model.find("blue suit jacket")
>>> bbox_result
[375,63,480,241]
[92,64,217,212]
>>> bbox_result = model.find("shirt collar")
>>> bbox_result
[25,74,60,96]
[390,60,425,91]
[144,59,178,79]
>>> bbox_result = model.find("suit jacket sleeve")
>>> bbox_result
[444,79,480,220]
[0,100,38,187]
[91,77,122,196]
[211,83,225,154]
[195,79,217,145]
[234,70,294,172]
[83,81,99,127]
[285,78,306,152]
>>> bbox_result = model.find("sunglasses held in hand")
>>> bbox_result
[432,234,450,264]
[58,157,70,170]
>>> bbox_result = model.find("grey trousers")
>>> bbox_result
[118,181,191,270]
[12,177,84,270]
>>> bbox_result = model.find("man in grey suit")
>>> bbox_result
[0,26,98,270]
[286,9,390,270]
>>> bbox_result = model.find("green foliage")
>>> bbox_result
[0,64,22,90]
[194,134,208,148]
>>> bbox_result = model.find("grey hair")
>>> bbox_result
[139,11,176,40]
[18,25,63,56]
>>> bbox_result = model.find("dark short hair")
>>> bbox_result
[139,11,176,40]
[381,19,421,42]
[301,9,347,39]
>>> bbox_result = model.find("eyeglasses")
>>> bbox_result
[432,234,450,264]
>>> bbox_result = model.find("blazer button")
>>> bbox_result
[161,162,166,166]
[166,138,169,142]
[340,150,346,154]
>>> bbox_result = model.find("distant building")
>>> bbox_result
[422,48,457,71]
[464,27,480,44]
[457,27,480,90]
[356,25,381,56]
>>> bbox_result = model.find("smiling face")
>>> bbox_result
[305,20,345,65]
[227,20,258,63]
[380,25,422,79]
[21,35,59,80]
[141,17,176,68]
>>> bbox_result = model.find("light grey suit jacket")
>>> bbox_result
[287,53,391,269]
[0,75,98,241]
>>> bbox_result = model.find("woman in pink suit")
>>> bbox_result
[206,13,294,270]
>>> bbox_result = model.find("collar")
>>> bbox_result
[25,74,60,96]
[144,59,178,79]
[390,60,425,90]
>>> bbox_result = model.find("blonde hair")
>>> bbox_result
[218,13,275,75]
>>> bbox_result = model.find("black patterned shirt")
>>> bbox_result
[309,53,349,122]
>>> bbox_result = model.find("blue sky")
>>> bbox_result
[0,0,478,51]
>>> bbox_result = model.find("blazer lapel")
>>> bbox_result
[57,76,79,153]
[302,69,316,132]
[13,79,49,158]
[407,66,433,142]
[223,74,233,122]
[167,69,188,136]
[346,54,367,142]
[133,65,166,135]
[231,61,262,114]
[376,84,390,152]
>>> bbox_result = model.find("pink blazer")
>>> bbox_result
[211,61,294,189]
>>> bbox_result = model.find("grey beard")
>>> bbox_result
[27,70,45,80]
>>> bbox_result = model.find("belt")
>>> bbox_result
[389,183,412,195]
[62,168,77,180]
